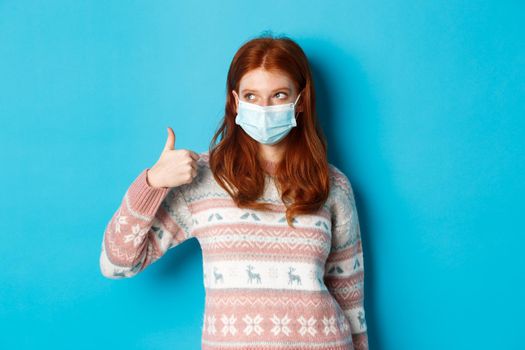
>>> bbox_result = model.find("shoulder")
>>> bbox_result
[328,162,354,198]
[196,150,211,170]
[327,164,362,243]
[326,162,357,219]
[197,151,213,178]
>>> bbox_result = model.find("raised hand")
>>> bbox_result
[146,127,200,188]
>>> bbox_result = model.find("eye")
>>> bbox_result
[244,93,255,101]
[275,92,288,99]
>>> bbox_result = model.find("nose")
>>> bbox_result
[259,97,272,107]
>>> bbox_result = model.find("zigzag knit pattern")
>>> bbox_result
[99,151,369,350]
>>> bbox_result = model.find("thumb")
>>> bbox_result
[164,127,176,152]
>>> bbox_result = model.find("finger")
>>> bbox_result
[190,160,198,171]
[189,151,200,161]
[164,127,176,152]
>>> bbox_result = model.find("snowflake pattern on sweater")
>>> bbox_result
[100,151,369,350]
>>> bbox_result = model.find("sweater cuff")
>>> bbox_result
[126,168,170,217]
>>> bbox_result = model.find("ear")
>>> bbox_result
[232,90,239,114]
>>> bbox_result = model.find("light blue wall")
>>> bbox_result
[1,1,523,349]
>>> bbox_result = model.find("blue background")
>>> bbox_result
[1,1,523,349]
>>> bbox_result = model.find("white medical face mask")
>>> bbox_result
[234,92,302,145]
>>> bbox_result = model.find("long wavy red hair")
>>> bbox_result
[208,34,330,227]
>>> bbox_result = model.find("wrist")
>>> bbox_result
[146,168,164,189]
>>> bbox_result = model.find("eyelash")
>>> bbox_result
[244,92,287,99]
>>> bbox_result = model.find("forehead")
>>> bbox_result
[239,68,294,93]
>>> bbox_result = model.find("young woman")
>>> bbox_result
[100,34,369,350]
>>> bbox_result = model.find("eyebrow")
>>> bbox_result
[241,87,291,94]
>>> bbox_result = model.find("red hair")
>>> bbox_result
[208,34,330,227]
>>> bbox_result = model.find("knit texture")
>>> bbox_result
[100,151,369,350]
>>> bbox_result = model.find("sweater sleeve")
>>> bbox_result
[324,170,369,350]
[99,168,194,279]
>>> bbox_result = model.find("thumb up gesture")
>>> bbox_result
[146,127,200,188]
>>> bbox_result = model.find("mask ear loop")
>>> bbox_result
[293,91,303,122]
[293,92,302,106]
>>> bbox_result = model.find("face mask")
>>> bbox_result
[234,93,302,145]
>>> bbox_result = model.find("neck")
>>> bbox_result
[258,142,286,163]
[257,138,290,176]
